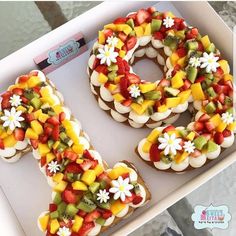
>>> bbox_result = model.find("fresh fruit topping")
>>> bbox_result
[132,195,143,205]
[126,36,137,51]
[136,9,150,25]
[149,143,161,162]
[14,128,25,141]
[214,132,224,145]
[62,189,77,204]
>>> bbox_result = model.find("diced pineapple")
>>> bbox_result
[175,152,188,164]
[144,23,151,36]
[218,60,230,74]
[98,31,105,44]
[52,105,63,115]
[104,23,117,31]
[142,140,152,153]
[177,56,187,68]
[111,200,126,215]
[31,120,43,135]
[201,35,211,49]
[108,84,117,92]
[113,93,125,102]
[52,173,64,183]
[54,181,68,192]
[38,143,50,156]
[28,76,41,88]
[50,219,60,234]
[224,74,233,82]
[166,97,181,108]
[94,164,104,176]
[191,83,205,100]
[116,24,132,35]
[186,132,195,141]
[46,152,56,163]
[216,122,227,132]
[34,109,43,119]
[178,89,191,104]
[72,144,84,154]
[140,23,147,30]
[158,105,168,113]
[170,53,179,66]
[119,50,126,58]
[209,114,221,127]
[134,26,144,37]
[38,214,49,232]
[171,70,185,88]
[227,121,236,132]
[139,83,156,93]
[3,135,17,147]
[115,39,124,49]
[38,113,49,123]
[72,181,88,191]
[98,73,108,84]
[147,129,161,142]
[25,128,38,140]
[108,166,130,180]
[72,215,84,233]
[17,106,27,113]
[81,170,96,185]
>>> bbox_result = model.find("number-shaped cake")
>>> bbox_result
[0,70,150,235]
[88,7,235,172]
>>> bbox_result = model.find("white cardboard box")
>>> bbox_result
[0,1,235,236]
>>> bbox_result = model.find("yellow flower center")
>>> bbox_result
[119,185,125,191]
[105,51,110,57]
[9,116,14,121]
[208,59,213,64]
[168,140,173,145]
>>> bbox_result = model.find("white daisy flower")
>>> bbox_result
[221,112,234,124]
[109,176,133,202]
[189,57,201,68]
[57,226,71,236]
[106,36,119,47]
[0,107,24,131]
[199,52,220,73]
[183,141,195,154]
[163,17,175,28]
[96,45,119,66]
[158,133,182,155]
[48,161,60,174]
[9,94,22,107]
[97,189,110,203]
[129,85,141,98]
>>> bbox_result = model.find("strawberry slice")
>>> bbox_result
[64,150,77,161]
[77,222,95,236]
[205,122,215,132]
[182,79,191,90]
[147,7,156,14]
[25,113,35,122]
[97,172,111,186]
[194,121,204,131]
[176,47,187,58]
[29,71,38,77]
[214,132,224,145]
[18,75,29,83]
[1,97,11,109]
[47,116,60,126]
[222,129,231,137]
[12,88,24,96]
[159,78,170,87]
[123,60,130,71]
[163,125,175,133]
[103,29,113,38]
[77,210,87,217]
[132,195,143,205]
[136,9,150,25]
[52,125,60,141]
[83,149,94,160]
[39,134,48,144]
[59,112,66,122]
[49,203,57,212]
[149,143,161,162]
[121,172,130,180]
[122,99,132,107]
[62,189,77,204]
[44,125,53,136]
[120,76,130,99]
[84,210,101,223]
[198,114,210,122]
[190,149,202,157]
[198,42,204,52]
[66,163,82,174]
[126,36,137,51]
[121,193,135,204]
[14,128,25,141]
[21,96,29,104]
[116,57,126,75]
[218,93,225,104]
[99,209,112,219]
[0,139,5,150]
[113,17,127,24]
[126,73,140,84]
[118,32,128,42]
[80,159,93,171]
[195,76,206,83]
[153,31,164,40]
[95,65,108,75]
[213,67,224,78]
[30,139,38,149]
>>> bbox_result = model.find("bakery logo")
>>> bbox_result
[34,32,87,74]
[191,204,231,230]
[47,40,80,65]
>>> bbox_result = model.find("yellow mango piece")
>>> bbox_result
[131,100,155,115]
[191,83,205,100]
[113,93,125,102]
[34,109,43,119]
[218,60,230,74]
[3,135,17,147]
[54,180,68,192]
[227,121,236,132]
[53,105,63,115]
[38,143,50,156]
[177,56,187,68]
[134,26,144,37]
[104,23,117,31]
[28,106,34,114]
[25,128,38,140]
[108,84,117,92]
[139,83,156,93]
[144,23,151,36]
[72,181,88,191]
[31,120,43,135]
[115,39,124,49]
[38,113,49,123]
[98,31,105,44]
[216,122,227,132]
[147,129,161,142]
[81,170,96,185]
[158,105,168,113]
[140,23,147,30]
[52,173,64,183]
[142,140,152,153]
[53,141,60,150]
[119,50,126,58]
[72,144,84,154]
[171,70,186,89]
[40,87,51,97]
[0,131,8,139]
[178,89,191,104]
[201,35,211,49]
[165,11,175,18]
[116,24,132,35]
[72,215,84,233]
[224,74,233,82]
[175,152,188,164]
[186,132,195,141]
[114,75,123,84]
[108,166,130,180]
[209,114,222,127]
[50,219,60,234]
[38,214,49,232]
[46,152,55,163]
[94,164,104,176]
[76,159,83,164]
[98,73,108,84]
[17,106,27,113]
[111,200,126,215]
[28,76,41,88]
[166,97,181,108]
[170,53,179,66]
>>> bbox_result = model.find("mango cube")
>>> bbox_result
[111,200,126,215]
[52,105,63,115]
[171,70,185,88]
[216,122,227,132]
[115,39,124,49]
[144,23,151,36]
[81,170,96,185]
[158,105,168,113]
[46,152,56,163]
[218,60,230,74]
[170,53,179,66]
[50,219,60,234]
[72,181,88,191]
[54,181,68,192]
[116,24,132,35]
[28,76,40,88]
[3,135,17,147]
[191,83,205,100]
[31,120,43,135]
[119,50,126,58]
[108,166,130,180]
[38,143,51,156]
[25,128,38,140]
[52,173,64,183]
[104,23,117,31]
[113,93,125,102]
[142,141,152,153]
[166,97,181,108]
[39,214,49,232]
[98,31,105,44]
[72,144,84,154]
[201,35,211,49]
[178,89,191,104]
[98,73,108,84]
[108,84,117,92]
[72,215,84,232]
[177,56,187,68]
[134,26,144,37]
[147,129,161,142]
[34,109,43,119]
[94,164,104,176]
[38,113,49,123]
[209,114,222,127]
[227,121,236,132]
[186,132,195,141]
[139,83,156,93]
[16,106,27,113]
[224,74,233,82]
[175,152,188,164]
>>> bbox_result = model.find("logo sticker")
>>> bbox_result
[191,204,231,230]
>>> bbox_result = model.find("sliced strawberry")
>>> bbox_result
[147,7,156,14]
[159,78,170,87]
[66,163,82,174]
[100,209,112,219]
[14,128,25,141]
[33,86,41,95]
[198,42,204,52]
[153,31,164,40]
[121,172,130,180]
[77,222,95,236]
[126,73,140,84]
[213,67,224,78]
[80,159,93,171]
[39,134,49,144]
[44,125,53,136]
[123,60,130,72]
[190,149,202,157]
[52,125,60,141]
[92,57,100,70]
[163,125,175,133]
[127,12,137,20]
[182,79,191,90]
[202,133,212,141]
[83,150,94,160]
[222,129,231,137]
[12,88,23,96]
[25,113,35,122]
[21,96,29,104]
[176,47,187,58]
[49,203,57,212]
[77,210,87,217]
[0,139,5,150]
[29,71,38,77]
[120,76,130,99]
[113,17,127,24]
[30,139,38,149]
[103,29,113,38]
[121,193,135,204]
[84,210,101,223]
[194,121,204,131]
[118,32,128,42]
[95,65,108,75]
[64,150,77,161]
[214,132,224,145]
[59,112,66,122]
[97,172,111,186]
[126,36,137,51]
[122,99,132,107]
[47,116,60,126]
[1,97,11,109]
[205,122,215,132]
[18,75,29,83]
[195,76,206,83]
[46,167,54,177]
[132,195,143,205]
[62,189,77,204]
[198,114,210,122]
[136,9,150,25]
[186,28,199,39]
[149,143,161,162]
[116,57,126,75]
[218,93,225,104]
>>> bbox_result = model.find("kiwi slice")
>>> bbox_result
[187,41,198,51]
[30,97,42,109]
[193,136,207,150]
[207,140,218,153]
[207,87,217,98]
[96,217,106,226]
[65,204,78,217]
[179,129,188,138]
[187,66,198,83]
[97,201,111,210]
[50,211,59,219]
[89,182,100,194]
[205,102,216,114]
[53,192,62,205]
[108,71,117,81]
[133,183,141,195]
[48,139,54,149]
[99,180,107,190]
[164,36,178,50]
[147,106,154,116]
[108,64,118,72]
[161,154,173,164]
[134,96,144,104]
[57,202,67,217]
[77,196,97,213]
[144,91,161,100]
[206,43,215,53]
[164,87,180,97]
[151,19,162,33]
[126,19,135,29]
[24,90,40,100]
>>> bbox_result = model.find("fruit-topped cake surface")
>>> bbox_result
[0,70,151,235]
[87,7,235,172]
